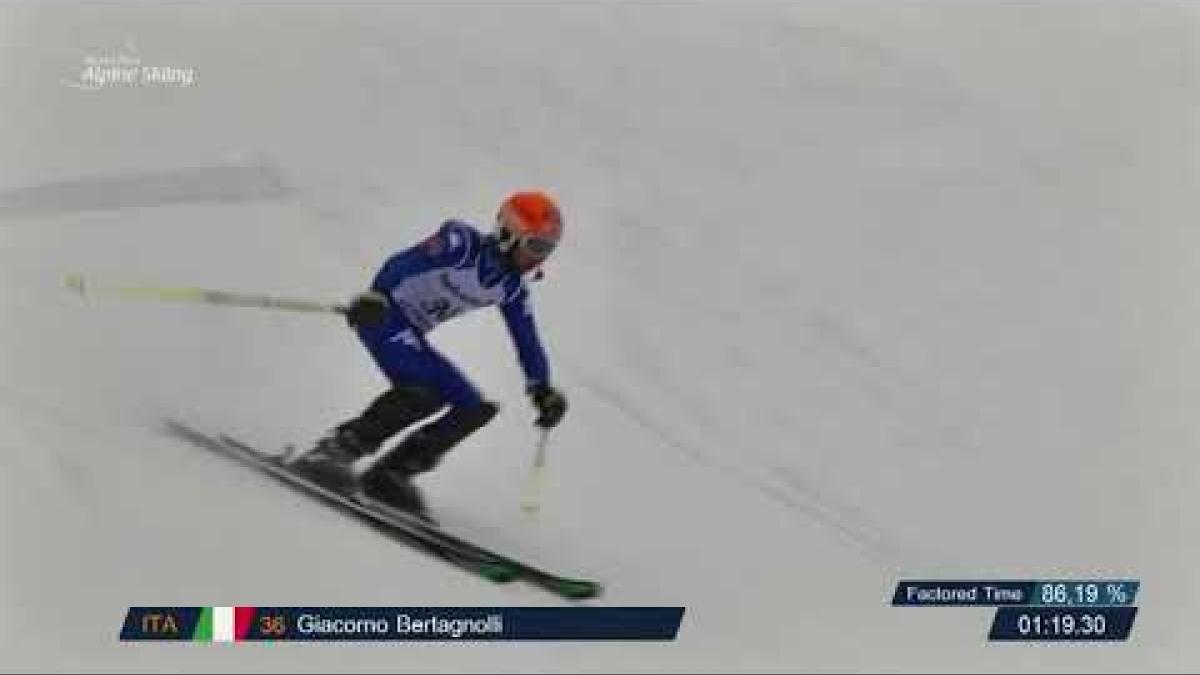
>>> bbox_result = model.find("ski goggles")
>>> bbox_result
[495,222,558,258]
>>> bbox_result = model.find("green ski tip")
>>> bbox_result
[478,561,520,582]
[555,579,603,599]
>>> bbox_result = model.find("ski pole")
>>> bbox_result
[520,428,550,516]
[64,274,348,316]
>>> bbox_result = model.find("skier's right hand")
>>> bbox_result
[528,383,567,429]
[344,290,390,328]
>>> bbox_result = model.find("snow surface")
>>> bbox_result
[1,2,1199,671]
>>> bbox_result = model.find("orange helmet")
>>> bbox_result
[495,190,563,261]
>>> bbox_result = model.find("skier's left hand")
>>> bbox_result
[529,383,567,429]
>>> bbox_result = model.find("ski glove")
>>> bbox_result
[344,291,390,328]
[528,383,567,429]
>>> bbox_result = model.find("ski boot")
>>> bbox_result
[360,402,498,521]
[291,384,445,490]
[361,464,433,523]
[290,426,377,490]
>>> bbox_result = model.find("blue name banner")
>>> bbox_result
[131,607,686,641]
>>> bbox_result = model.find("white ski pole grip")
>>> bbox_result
[521,429,551,516]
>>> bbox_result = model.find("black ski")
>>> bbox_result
[164,420,602,600]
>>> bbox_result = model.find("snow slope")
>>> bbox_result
[2,2,1199,671]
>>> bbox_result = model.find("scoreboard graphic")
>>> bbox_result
[117,580,1138,644]
[892,579,1140,641]
[119,606,685,642]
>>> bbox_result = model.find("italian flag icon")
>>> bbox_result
[192,606,257,642]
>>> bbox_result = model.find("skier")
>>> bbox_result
[294,190,569,517]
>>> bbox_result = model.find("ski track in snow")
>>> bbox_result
[565,359,913,567]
